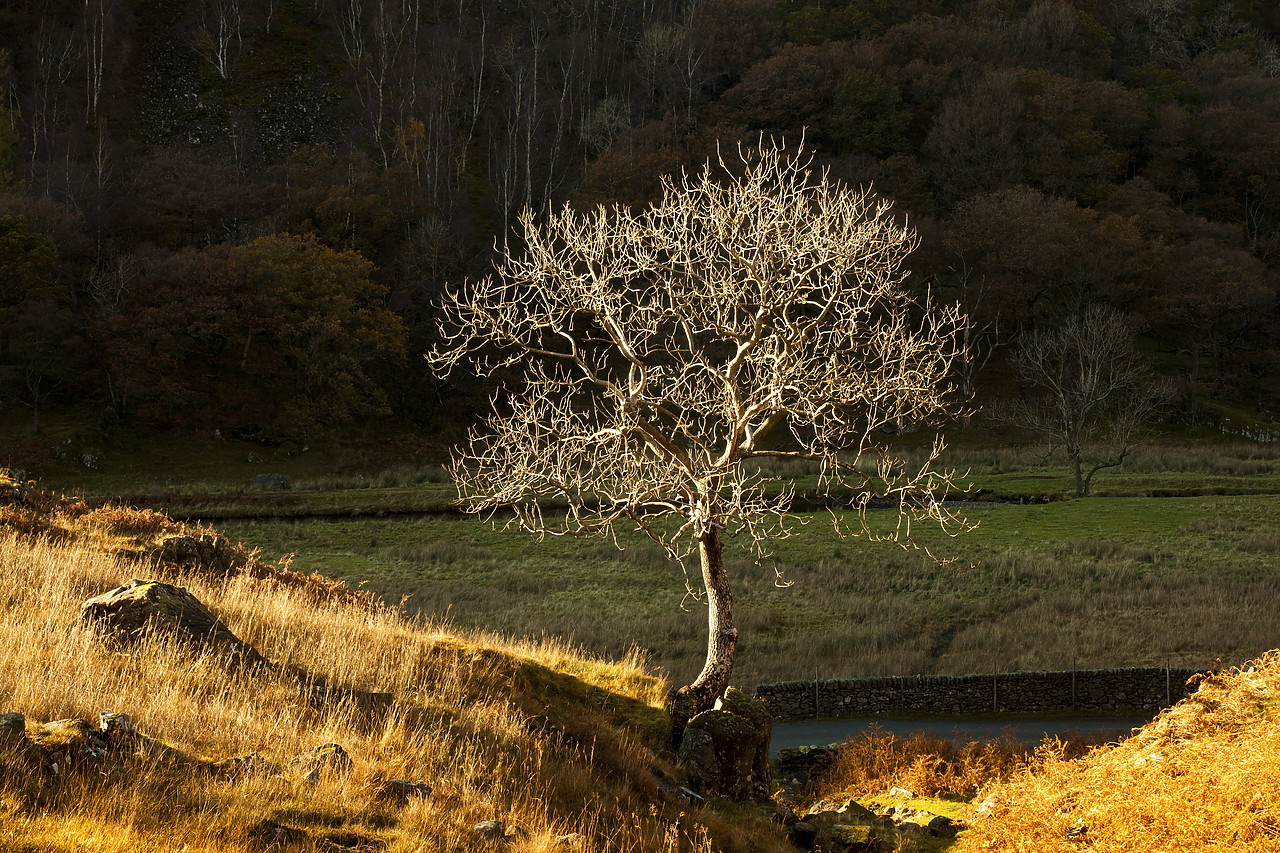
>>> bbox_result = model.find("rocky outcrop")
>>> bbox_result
[156,534,242,577]
[252,474,291,491]
[81,578,266,669]
[777,745,840,784]
[784,794,964,852]
[676,687,772,802]
[0,470,28,506]
[291,742,354,784]
[0,710,196,805]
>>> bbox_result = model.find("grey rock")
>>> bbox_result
[473,819,505,838]
[0,712,26,744]
[156,534,239,576]
[98,712,136,743]
[925,813,959,837]
[676,687,772,802]
[786,821,817,850]
[838,801,877,823]
[291,743,353,782]
[81,579,265,669]
[370,778,433,805]
[253,473,291,491]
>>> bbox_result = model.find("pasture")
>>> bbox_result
[218,489,1280,689]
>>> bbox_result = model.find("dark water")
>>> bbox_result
[770,715,1151,757]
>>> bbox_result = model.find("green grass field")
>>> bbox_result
[22,426,1280,691]
[215,490,1280,690]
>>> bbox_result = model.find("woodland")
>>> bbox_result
[1,0,1279,455]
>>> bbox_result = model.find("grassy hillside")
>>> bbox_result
[798,650,1280,850]
[0,481,791,852]
[957,652,1280,850]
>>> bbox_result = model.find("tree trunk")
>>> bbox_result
[667,527,737,748]
[1072,455,1084,496]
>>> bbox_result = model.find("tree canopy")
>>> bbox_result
[430,141,967,733]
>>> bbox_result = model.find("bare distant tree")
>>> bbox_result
[428,141,968,739]
[998,305,1170,496]
[195,0,244,80]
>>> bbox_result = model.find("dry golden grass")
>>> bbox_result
[0,487,793,853]
[809,728,1110,803]
[959,653,1280,851]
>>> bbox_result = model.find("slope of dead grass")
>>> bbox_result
[808,729,1110,804]
[958,652,1280,851]
[801,655,1280,851]
[0,481,792,853]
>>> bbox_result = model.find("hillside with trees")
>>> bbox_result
[1,0,1278,458]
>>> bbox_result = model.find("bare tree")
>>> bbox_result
[428,141,967,738]
[83,0,109,125]
[997,305,1170,496]
[195,0,244,80]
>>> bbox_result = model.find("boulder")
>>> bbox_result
[786,821,817,850]
[81,579,266,669]
[676,687,772,802]
[156,534,240,576]
[0,712,26,746]
[252,474,291,491]
[799,799,880,852]
[30,718,110,774]
[370,778,432,806]
[0,712,42,803]
[291,743,353,783]
[98,712,136,745]
[829,824,876,853]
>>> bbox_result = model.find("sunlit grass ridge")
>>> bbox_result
[0,487,791,853]
[958,651,1280,851]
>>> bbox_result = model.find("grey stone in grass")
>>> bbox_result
[253,473,291,490]
[81,579,266,670]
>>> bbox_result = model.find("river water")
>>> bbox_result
[770,715,1151,757]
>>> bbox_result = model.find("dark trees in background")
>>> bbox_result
[97,235,406,438]
[6,301,88,433]
[0,215,59,358]
[0,0,1278,443]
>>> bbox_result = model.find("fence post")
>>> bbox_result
[1166,660,1171,707]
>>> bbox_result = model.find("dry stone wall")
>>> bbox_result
[755,667,1203,721]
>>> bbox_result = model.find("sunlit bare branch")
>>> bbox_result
[428,139,968,733]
